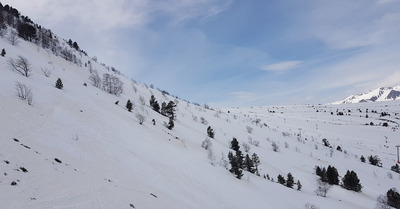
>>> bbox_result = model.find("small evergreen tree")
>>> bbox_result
[251,153,260,176]
[369,155,382,167]
[244,154,255,173]
[230,137,240,151]
[297,180,302,191]
[1,48,5,57]
[342,170,362,192]
[126,99,133,112]
[167,117,174,130]
[326,165,339,185]
[149,95,160,112]
[286,173,294,188]
[277,174,286,185]
[360,155,366,163]
[386,188,400,209]
[55,78,63,89]
[228,151,243,179]
[207,126,214,138]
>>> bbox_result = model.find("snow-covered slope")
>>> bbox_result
[333,85,400,104]
[1,33,400,209]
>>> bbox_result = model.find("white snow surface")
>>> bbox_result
[1,36,400,209]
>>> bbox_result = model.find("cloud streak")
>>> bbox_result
[261,61,302,72]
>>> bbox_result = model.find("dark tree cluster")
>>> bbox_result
[227,138,261,179]
[315,165,339,185]
[368,155,382,167]
[386,188,400,209]
[149,95,160,112]
[276,172,301,190]
[391,164,400,174]
[342,170,362,192]
[0,3,85,65]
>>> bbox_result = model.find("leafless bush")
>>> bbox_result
[242,142,251,152]
[315,180,330,197]
[246,126,253,133]
[200,117,208,125]
[89,70,101,89]
[7,31,19,46]
[375,195,391,209]
[41,68,52,77]
[136,113,146,125]
[102,73,123,96]
[248,137,260,147]
[8,56,32,77]
[272,141,279,152]
[139,95,146,106]
[201,138,212,150]
[284,142,289,148]
[15,82,33,105]
[304,203,320,209]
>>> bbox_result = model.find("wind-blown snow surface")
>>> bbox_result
[1,37,400,209]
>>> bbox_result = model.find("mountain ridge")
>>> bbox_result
[333,85,400,104]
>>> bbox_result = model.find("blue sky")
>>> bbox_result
[4,0,400,107]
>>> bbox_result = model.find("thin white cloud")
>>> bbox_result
[261,61,302,72]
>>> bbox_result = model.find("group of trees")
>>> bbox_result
[227,138,260,179]
[277,173,301,190]
[315,165,362,195]
[0,3,84,65]
[149,95,176,129]
[89,71,123,96]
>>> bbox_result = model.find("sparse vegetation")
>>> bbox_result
[15,81,33,105]
[8,56,31,77]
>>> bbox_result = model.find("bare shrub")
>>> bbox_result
[315,180,330,197]
[102,73,123,96]
[376,195,391,209]
[41,68,52,77]
[139,95,146,106]
[200,117,208,125]
[246,126,253,133]
[248,137,260,147]
[8,56,32,77]
[89,70,101,89]
[7,31,19,46]
[15,82,33,105]
[201,138,212,150]
[242,142,251,152]
[304,203,320,209]
[284,142,289,148]
[272,141,279,152]
[136,113,146,125]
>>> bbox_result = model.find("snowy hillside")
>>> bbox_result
[333,86,400,104]
[1,22,400,209]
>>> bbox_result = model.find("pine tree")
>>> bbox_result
[326,165,339,185]
[207,126,214,138]
[55,78,63,89]
[342,170,362,192]
[360,155,366,163]
[251,153,260,176]
[230,137,240,151]
[286,173,294,188]
[228,151,243,179]
[386,188,400,209]
[149,95,160,112]
[1,48,5,57]
[126,100,133,112]
[277,174,286,185]
[244,154,255,173]
[167,117,174,130]
[297,180,302,191]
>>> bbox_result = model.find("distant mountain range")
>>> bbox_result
[333,85,400,104]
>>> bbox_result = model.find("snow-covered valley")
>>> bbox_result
[1,23,400,209]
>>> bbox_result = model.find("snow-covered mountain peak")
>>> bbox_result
[333,85,400,104]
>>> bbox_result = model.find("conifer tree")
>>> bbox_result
[55,78,63,89]
[342,170,362,192]
[228,151,243,179]
[244,154,255,173]
[277,174,286,185]
[1,48,5,57]
[297,180,302,191]
[167,117,174,130]
[149,95,160,112]
[387,188,400,209]
[326,165,339,185]
[207,126,214,138]
[286,173,294,188]
[251,153,260,176]
[126,99,133,112]
[230,137,240,151]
